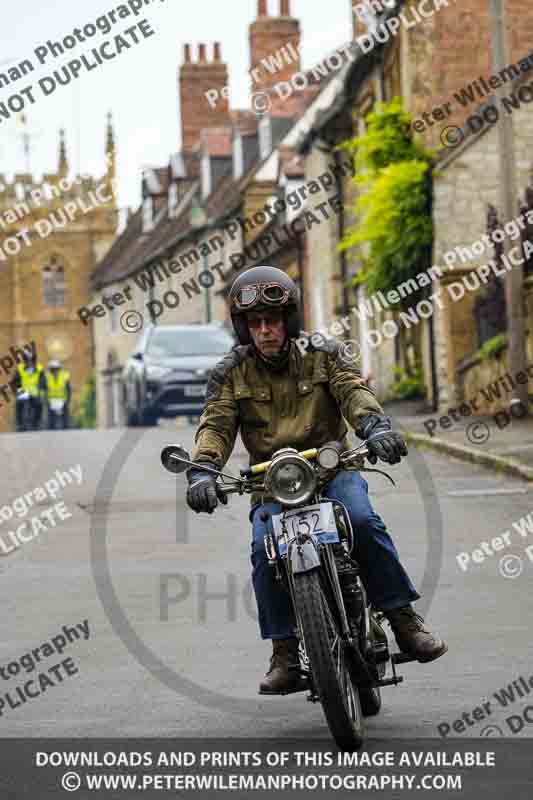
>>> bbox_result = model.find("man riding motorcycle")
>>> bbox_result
[186,266,447,694]
[14,351,47,431]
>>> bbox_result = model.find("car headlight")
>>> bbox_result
[146,365,172,380]
[264,449,317,507]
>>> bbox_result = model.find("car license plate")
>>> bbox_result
[270,502,339,556]
[183,385,206,397]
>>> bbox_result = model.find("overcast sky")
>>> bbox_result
[1,0,352,214]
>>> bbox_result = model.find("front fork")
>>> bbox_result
[263,510,405,691]
[265,516,374,691]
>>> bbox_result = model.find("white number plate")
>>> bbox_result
[183,385,206,397]
[270,502,339,556]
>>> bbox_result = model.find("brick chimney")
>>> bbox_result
[179,42,231,152]
[249,0,301,94]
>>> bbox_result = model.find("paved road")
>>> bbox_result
[1,422,532,740]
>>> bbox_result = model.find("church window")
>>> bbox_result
[42,258,65,308]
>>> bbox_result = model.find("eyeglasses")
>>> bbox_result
[233,282,291,311]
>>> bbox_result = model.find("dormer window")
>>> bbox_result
[259,116,272,161]
[201,152,212,200]
[233,131,244,180]
[168,183,179,218]
[142,196,154,233]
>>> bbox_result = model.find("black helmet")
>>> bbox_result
[229,265,301,345]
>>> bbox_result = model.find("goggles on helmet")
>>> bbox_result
[233,282,291,312]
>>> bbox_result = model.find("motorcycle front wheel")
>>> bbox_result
[293,570,364,751]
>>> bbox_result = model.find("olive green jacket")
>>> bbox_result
[191,337,384,503]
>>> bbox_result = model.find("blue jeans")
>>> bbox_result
[249,470,420,640]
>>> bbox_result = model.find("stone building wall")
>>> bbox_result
[457,277,533,414]
[401,0,533,151]
[0,164,117,433]
[430,81,533,410]
[302,148,342,333]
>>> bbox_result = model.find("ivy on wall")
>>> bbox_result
[339,97,434,305]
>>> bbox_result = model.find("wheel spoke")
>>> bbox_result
[338,641,358,725]
[294,571,364,749]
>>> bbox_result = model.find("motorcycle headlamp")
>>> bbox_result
[264,449,317,507]
[317,444,341,470]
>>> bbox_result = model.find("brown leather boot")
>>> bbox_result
[259,638,308,695]
[385,605,448,663]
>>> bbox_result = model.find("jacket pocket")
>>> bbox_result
[236,385,271,438]
[234,385,253,401]
[302,374,333,437]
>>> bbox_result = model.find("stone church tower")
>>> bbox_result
[0,115,118,432]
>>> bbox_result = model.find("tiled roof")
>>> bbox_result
[92,180,200,290]
[205,172,242,220]
[91,208,146,289]
[91,35,349,294]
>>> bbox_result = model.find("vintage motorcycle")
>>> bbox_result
[161,438,415,751]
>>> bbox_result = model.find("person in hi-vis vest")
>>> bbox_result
[46,359,72,430]
[14,351,47,431]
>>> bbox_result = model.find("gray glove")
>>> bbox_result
[186,464,228,514]
[355,414,408,465]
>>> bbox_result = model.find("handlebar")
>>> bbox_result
[162,441,379,495]
[239,444,370,479]
[217,444,371,496]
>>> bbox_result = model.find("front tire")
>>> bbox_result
[293,570,364,751]
[359,685,382,716]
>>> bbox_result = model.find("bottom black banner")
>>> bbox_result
[0,738,530,798]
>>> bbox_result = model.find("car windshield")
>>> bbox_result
[147,328,234,358]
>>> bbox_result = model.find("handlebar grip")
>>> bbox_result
[216,483,243,499]
[216,484,229,504]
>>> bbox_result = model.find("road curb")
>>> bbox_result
[401,429,533,483]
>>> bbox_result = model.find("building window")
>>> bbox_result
[201,153,212,200]
[168,183,179,218]
[42,259,65,308]
[259,116,272,161]
[142,196,154,233]
[233,132,244,180]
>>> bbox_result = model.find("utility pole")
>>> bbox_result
[490,0,528,410]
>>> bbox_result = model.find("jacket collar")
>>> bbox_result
[251,336,290,373]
